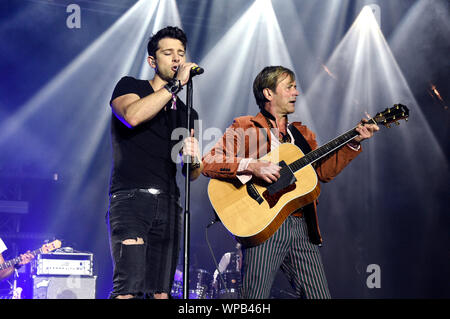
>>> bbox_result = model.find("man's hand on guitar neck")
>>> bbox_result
[352,119,380,145]
[245,160,281,184]
[18,251,34,266]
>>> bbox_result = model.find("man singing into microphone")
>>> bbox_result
[106,26,203,299]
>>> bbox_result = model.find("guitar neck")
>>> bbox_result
[0,247,43,271]
[290,127,359,172]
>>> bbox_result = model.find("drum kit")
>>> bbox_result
[171,252,241,299]
[171,268,242,299]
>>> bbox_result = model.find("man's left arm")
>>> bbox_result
[181,129,203,180]
[0,251,34,281]
[0,253,13,280]
[315,120,379,182]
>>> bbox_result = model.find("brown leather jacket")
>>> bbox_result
[202,112,362,244]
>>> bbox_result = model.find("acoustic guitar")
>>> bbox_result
[207,104,409,246]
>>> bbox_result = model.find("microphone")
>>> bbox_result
[190,66,204,76]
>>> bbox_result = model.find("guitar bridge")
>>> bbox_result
[247,183,264,205]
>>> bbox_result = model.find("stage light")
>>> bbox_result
[366,4,381,27]
[297,3,447,230]
[0,0,185,244]
[302,5,403,135]
[389,0,450,113]
[195,0,296,154]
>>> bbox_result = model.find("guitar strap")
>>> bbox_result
[288,123,312,154]
[287,123,322,245]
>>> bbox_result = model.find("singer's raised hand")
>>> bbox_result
[176,62,199,86]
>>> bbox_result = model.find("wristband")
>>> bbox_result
[190,161,201,170]
[182,154,200,169]
[164,79,182,94]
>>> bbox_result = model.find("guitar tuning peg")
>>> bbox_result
[405,118,408,122]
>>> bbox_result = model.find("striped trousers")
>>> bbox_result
[240,216,331,299]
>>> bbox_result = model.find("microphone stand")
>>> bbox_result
[183,77,193,299]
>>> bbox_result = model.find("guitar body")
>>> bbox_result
[208,143,320,247]
[207,104,410,247]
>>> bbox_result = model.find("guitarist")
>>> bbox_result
[0,238,34,281]
[202,66,379,299]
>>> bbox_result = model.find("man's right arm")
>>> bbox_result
[241,160,280,184]
[202,119,280,183]
[111,87,173,128]
[0,253,13,281]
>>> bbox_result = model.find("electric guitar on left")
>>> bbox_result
[0,240,61,299]
[0,240,61,271]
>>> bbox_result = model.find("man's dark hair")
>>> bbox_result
[147,26,187,57]
[253,66,295,109]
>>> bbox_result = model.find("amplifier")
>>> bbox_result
[32,275,96,299]
[32,251,93,276]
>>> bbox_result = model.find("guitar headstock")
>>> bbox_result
[372,104,409,128]
[41,240,62,254]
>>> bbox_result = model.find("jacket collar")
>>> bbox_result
[251,110,293,128]
[250,111,271,129]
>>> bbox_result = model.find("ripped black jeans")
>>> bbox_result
[106,189,182,298]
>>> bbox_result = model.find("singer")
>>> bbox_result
[106,26,203,299]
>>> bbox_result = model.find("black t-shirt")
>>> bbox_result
[109,76,198,196]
